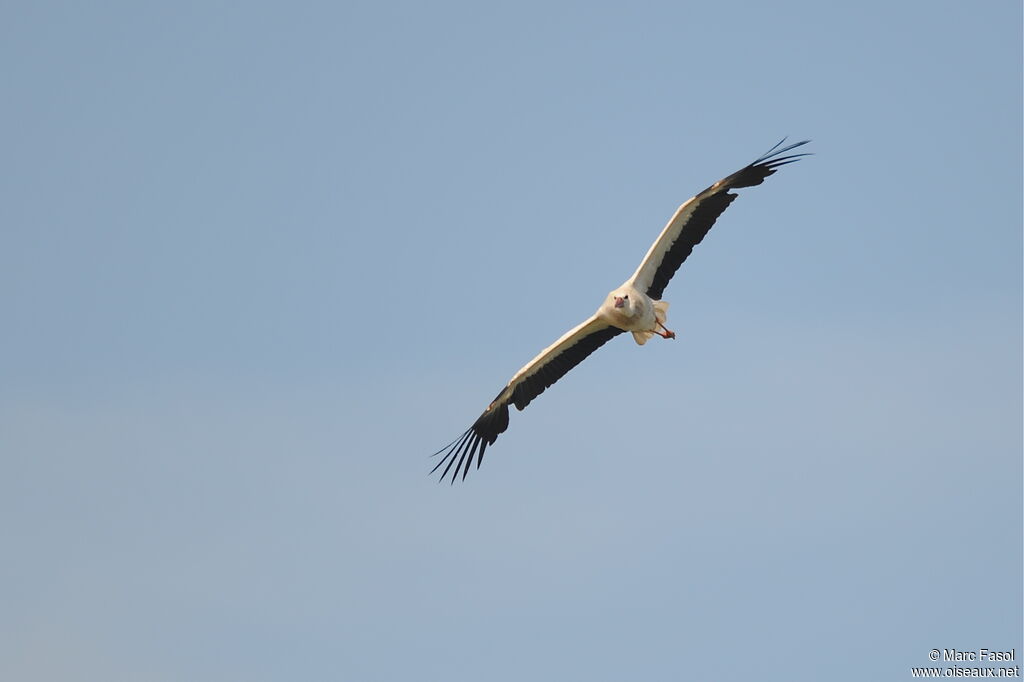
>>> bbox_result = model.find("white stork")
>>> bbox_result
[432,139,810,483]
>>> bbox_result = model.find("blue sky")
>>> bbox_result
[2,1,1020,680]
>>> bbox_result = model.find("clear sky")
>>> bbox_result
[2,1,1020,680]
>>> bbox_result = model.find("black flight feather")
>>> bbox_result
[644,139,810,301]
[431,325,623,483]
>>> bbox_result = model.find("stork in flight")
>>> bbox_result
[432,139,810,483]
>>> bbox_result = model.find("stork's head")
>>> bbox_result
[608,290,636,317]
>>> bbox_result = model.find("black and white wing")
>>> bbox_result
[432,315,624,483]
[628,139,810,300]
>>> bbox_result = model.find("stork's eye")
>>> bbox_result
[623,295,628,299]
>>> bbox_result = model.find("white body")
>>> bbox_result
[598,284,670,346]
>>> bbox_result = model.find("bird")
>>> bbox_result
[432,139,810,483]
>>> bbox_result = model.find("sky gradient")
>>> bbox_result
[2,2,1021,680]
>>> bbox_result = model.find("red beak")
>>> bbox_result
[614,296,625,308]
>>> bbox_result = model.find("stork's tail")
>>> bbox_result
[631,300,671,345]
[632,330,652,345]
[654,300,670,326]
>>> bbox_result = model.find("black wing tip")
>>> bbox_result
[429,427,480,485]
[429,401,510,484]
[756,137,812,161]
[753,138,813,169]
[722,138,811,190]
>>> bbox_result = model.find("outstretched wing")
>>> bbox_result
[432,315,624,483]
[629,139,810,300]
